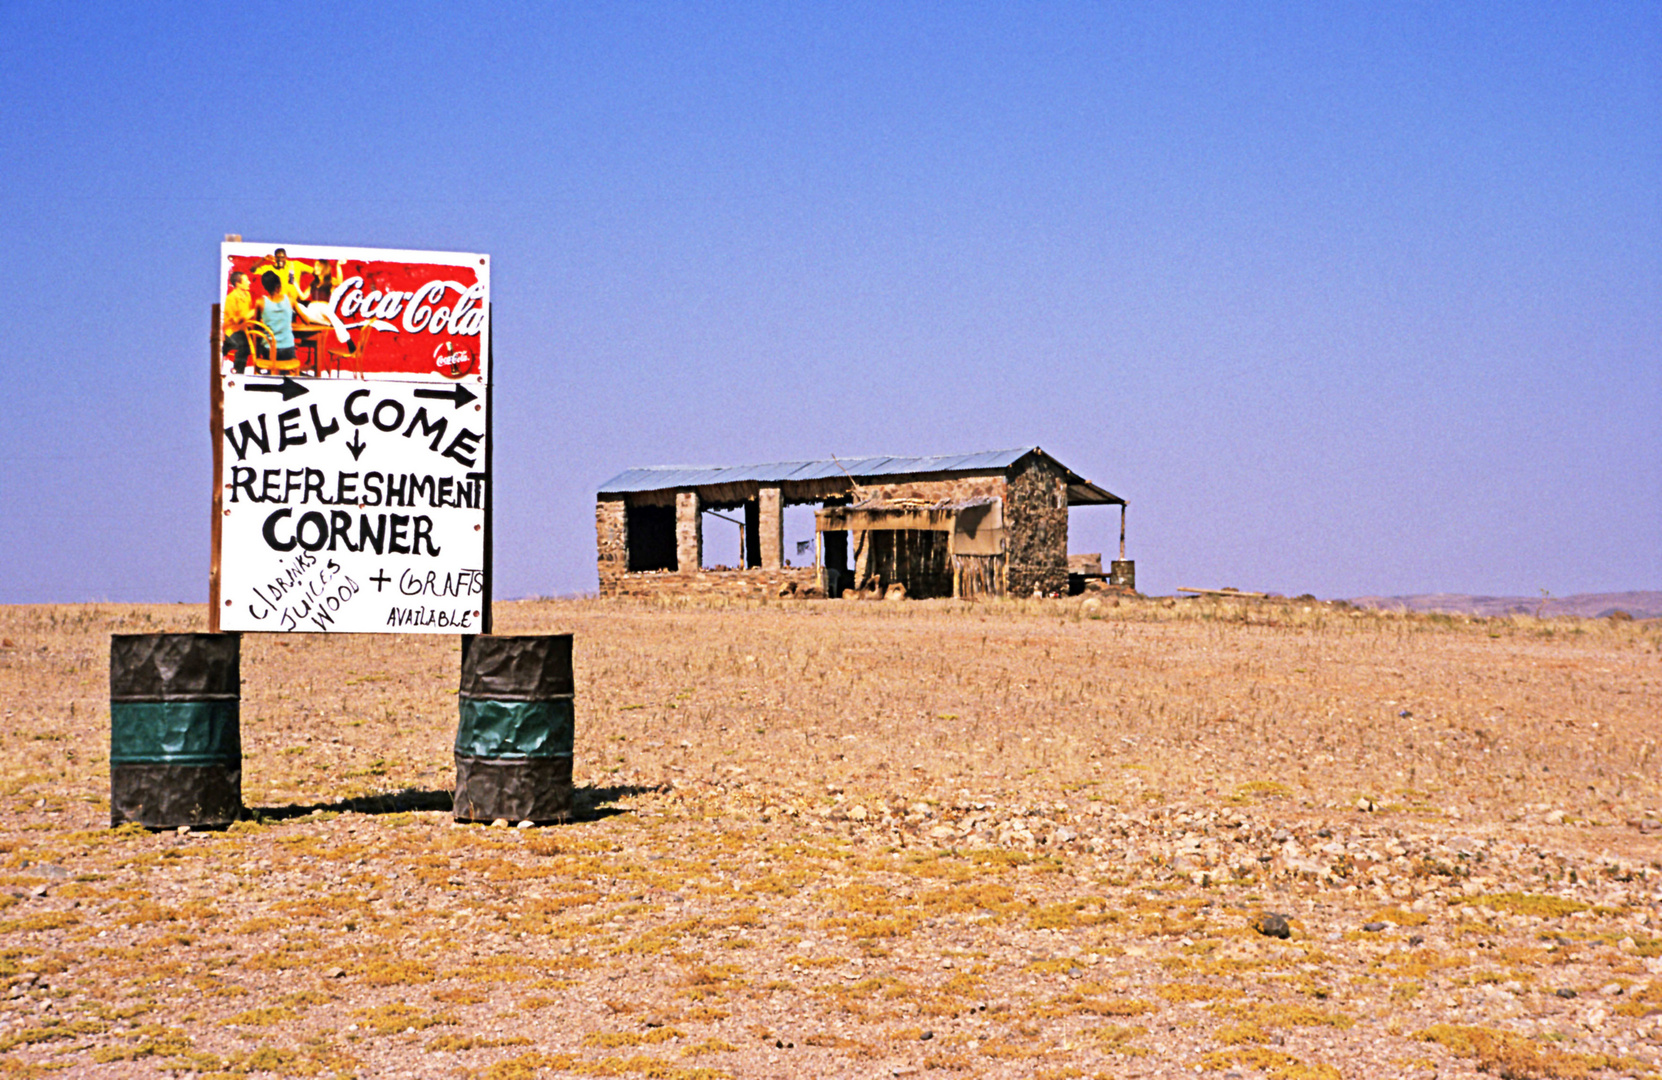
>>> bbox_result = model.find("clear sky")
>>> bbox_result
[1,2,1657,602]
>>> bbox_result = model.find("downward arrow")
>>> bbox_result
[245,376,308,400]
[413,384,478,409]
[346,429,367,461]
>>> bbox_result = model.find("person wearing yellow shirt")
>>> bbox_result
[252,248,312,305]
[221,271,256,373]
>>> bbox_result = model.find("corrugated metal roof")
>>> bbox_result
[598,448,1124,505]
[598,449,1035,494]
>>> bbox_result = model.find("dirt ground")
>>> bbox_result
[0,595,1658,1079]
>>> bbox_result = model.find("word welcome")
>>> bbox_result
[224,393,481,469]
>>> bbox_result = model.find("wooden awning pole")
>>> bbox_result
[1119,504,1126,562]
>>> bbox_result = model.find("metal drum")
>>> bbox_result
[453,634,574,823]
[109,633,242,829]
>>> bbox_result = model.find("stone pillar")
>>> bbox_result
[758,486,784,568]
[595,495,627,595]
[675,490,701,572]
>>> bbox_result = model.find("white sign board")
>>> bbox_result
[214,242,490,633]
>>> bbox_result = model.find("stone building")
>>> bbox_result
[595,448,1125,600]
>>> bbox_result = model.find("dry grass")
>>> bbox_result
[0,595,1656,1078]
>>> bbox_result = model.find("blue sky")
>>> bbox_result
[1,2,1657,602]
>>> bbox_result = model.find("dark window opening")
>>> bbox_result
[865,529,952,599]
[626,504,677,572]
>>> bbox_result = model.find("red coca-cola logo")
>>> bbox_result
[433,341,477,379]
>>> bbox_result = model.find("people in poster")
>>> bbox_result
[221,271,254,373]
[252,248,310,304]
[257,271,297,370]
[221,242,487,378]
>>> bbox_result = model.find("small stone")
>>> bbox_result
[1408,934,1424,947]
[1363,922,1388,932]
[1617,937,1637,953]
[325,967,345,979]
[490,819,509,828]
[1545,809,1566,825]
[847,805,867,822]
[1250,912,1291,939]
[1272,828,1291,843]
[176,825,191,835]
[1601,982,1624,996]
[1555,988,1578,999]
[1355,797,1375,813]
[1068,967,1083,979]
[920,1030,933,1041]
[516,820,534,829]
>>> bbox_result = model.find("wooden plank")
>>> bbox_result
[480,305,493,635]
[208,303,223,633]
[1176,586,1268,599]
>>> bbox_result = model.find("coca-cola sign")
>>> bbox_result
[214,241,492,635]
[219,242,490,382]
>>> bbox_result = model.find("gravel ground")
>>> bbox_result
[0,596,1656,1079]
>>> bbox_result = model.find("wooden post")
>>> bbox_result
[480,305,494,635]
[1118,504,1126,562]
[208,304,223,633]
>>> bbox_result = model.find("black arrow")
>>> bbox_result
[346,429,367,461]
[245,377,308,401]
[413,384,478,409]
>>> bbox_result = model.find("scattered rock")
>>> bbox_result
[1600,982,1624,996]
[1362,922,1388,932]
[885,583,907,602]
[1355,796,1376,813]
[516,820,534,829]
[846,805,868,822]
[1250,912,1291,939]
[490,819,509,828]
[1556,988,1578,999]
[919,1030,933,1041]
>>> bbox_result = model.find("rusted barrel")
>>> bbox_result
[453,635,574,823]
[109,633,241,829]
[1109,559,1136,590]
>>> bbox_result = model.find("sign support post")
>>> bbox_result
[209,303,224,633]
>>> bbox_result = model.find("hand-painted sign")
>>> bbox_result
[214,243,490,633]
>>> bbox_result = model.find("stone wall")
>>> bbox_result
[1005,455,1070,597]
[595,495,628,591]
[675,490,701,573]
[599,566,822,600]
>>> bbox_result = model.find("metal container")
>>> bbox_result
[453,634,574,823]
[1109,559,1136,590]
[109,633,241,829]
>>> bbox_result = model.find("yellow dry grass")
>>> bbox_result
[0,595,1655,1078]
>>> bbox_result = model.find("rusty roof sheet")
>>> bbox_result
[598,448,1124,505]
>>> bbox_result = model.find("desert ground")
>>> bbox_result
[0,595,1657,1079]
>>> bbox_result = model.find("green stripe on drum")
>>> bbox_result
[455,697,574,759]
[110,701,241,766]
